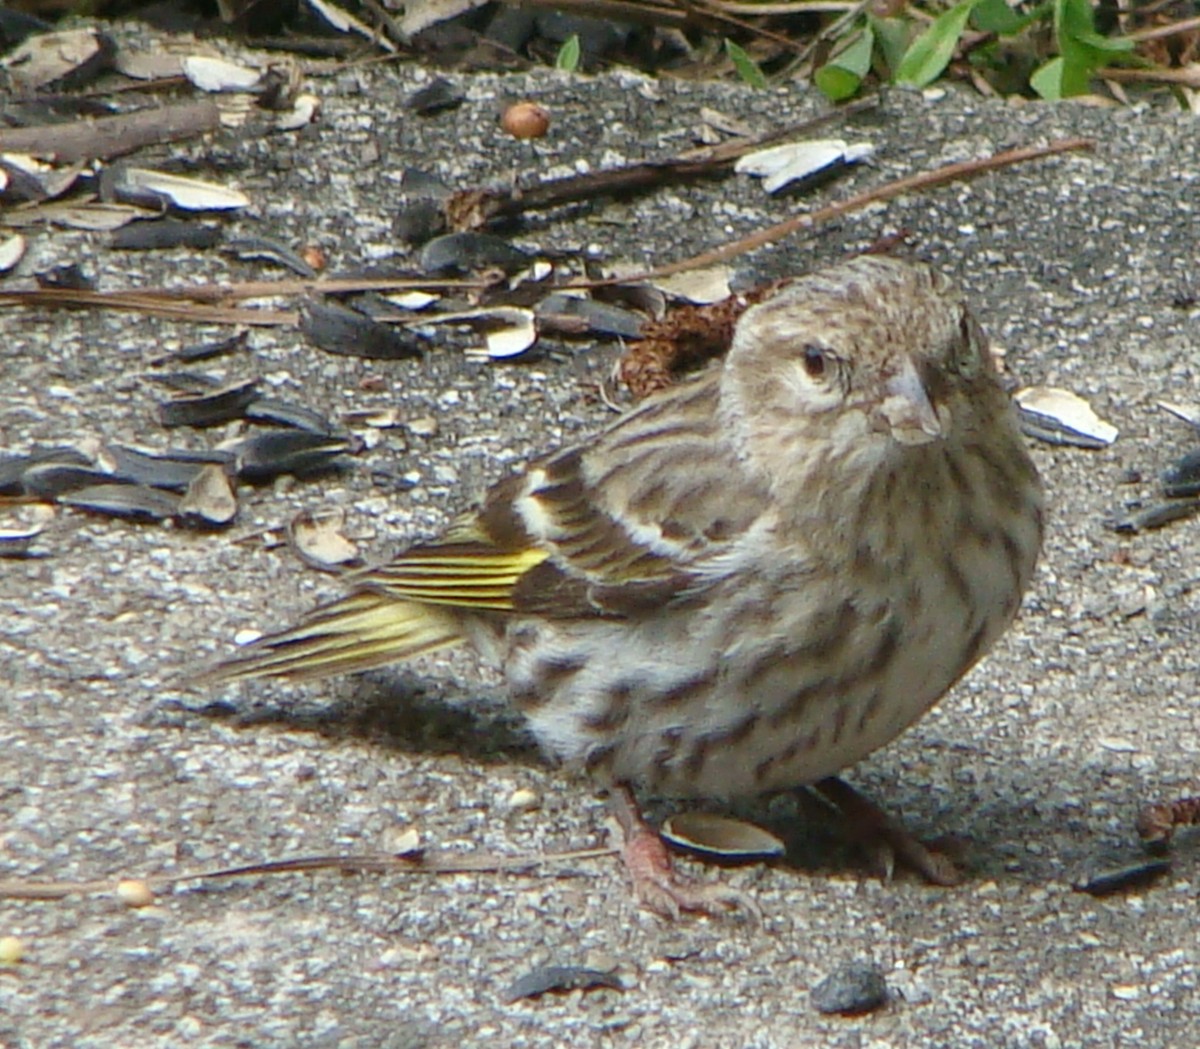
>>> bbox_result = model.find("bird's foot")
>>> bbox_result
[812,776,962,887]
[609,785,761,921]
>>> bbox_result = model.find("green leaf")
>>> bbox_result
[1071,26,1134,54]
[870,15,912,77]
[1056,0,1097,40]
[725,39,768,88]
[555,34,581,72]
[815,64,863,101]
[836,26,876,77]
[895,0,982,88]
[1039,0,1134,96]
[1030,52,1093,98]
[1056,0,1132,59]
[1029,55,1066,98]
[969,0,1024,35]
[814,26,874,101]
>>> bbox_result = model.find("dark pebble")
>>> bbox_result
[811,963,889,1016]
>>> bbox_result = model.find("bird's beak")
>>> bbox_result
[878,361,943,445]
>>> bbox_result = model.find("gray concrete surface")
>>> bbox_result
[2,23,1200,1049]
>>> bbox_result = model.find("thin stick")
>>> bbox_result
[0,277,487,325]
[1128,14,1200,42]
[0,846,619,901]
[1103,66,1200,87]
[588,136,1094,286]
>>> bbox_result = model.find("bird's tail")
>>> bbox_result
[205,590,465,683]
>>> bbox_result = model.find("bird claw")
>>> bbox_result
[621,825,761,921]
[609,783,761,920]
[813,776,963,887]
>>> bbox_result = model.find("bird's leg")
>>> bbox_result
[608,784,761,920]
[812,776,962,887]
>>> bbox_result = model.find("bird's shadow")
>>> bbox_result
[156,677,1180,891]
[164,668,544,769]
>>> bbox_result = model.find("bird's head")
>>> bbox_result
[719,256,998,472]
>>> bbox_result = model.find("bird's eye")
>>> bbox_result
[802,345,828,380]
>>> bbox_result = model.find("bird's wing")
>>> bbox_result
[358,377,772,619]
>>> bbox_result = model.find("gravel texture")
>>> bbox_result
[2,22,1199,1049]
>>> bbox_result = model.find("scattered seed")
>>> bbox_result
[383,290,440,311]
[1073,858,1170,896]
[111,219,222,251]
[4,27,113,92]
[113,166,250,211]
[536,293,645,338]
[20,463,114,498]
[506,787,541,813]
[1106,499,1200,533]
[384,827,422,856]
[232,431,353,483]
[661,812,785,862]
[0,520,46,558]
[35,263,94,290]
[181,54,262,93]
[500,101,550,140]
[223,236,317,278]
[159,331,250,366]
[177,464,238,526]
[0,935,24,965]
[652,266,733,306]
[300,245,327,272]
[735,139,874,195]
[1014,386,1118,448]
[289,507,358,568]
[116,879,155,908]
[1157,400,1200,431]
[158,378,260,428]
[1162,449,1200,498]
[419,232,531,276]
[146,371,222,395]
[0,446,92,494]
[102,445,233,491]
[57,483,181,521]
[405,416,439,437]
[0,233,26,274]
[481,309,538,359]
[504,965,622,1003]
[244,397,337,434]
[394,199,448,245]
[342,407,403,429]
[300,302,426,360]
[406,77,464,116]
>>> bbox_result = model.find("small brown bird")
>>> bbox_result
[210,256,1044,916]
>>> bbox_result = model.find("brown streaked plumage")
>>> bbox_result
[208,256,1044,916]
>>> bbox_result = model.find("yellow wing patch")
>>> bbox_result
[360,546,550,611]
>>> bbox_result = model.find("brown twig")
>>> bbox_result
[0,99,223,164]
[0,846,619,901]
[589,136,1095,286]
[445,98,880,230]
[511,0,692,28]
[0,276,486,326]
[1129,14,1200,42]
[1102,65,1200,87]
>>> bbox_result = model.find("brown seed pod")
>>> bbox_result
[500,102,550,140]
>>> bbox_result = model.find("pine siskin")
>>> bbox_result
[209,256,1044,916]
